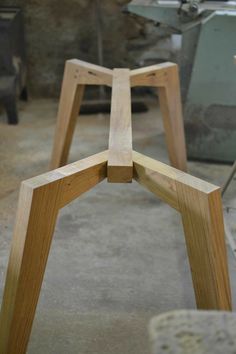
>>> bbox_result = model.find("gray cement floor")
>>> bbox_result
[0,99,236,353]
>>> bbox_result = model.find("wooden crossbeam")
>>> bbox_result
[0,58,232,353]
[130,62,175,87]
[107,69,133,183]
[50,60,187,173]
[67,59,113,86]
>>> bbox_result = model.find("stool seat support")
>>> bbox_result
[108,68,133,183]
[50,59,187,172]
[0,60,231,354]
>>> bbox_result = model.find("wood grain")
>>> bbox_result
[133,150,181,210]
[50,59,113,170]
[51,60,187,173]
[50,61,85,169]
[0,151,108,354]
[130,62,175,87]
[1,57,230,354]
[107,69,133,183]
[158,65,187,172]
[68,59,113,86]
[133,150,232,310]
[131,63,187,172]
[176,174,232,310]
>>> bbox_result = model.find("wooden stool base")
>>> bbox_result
[0,60,232,353]
[50,59,187,172]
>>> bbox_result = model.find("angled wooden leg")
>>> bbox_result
[0,180,60,354]
[50,59,113,170]
[176,176,232,310]
[130,63,187,172]
[50,61,85,169]
[158,65,187,172]
[0,151,108,354]
[133,151,232,310]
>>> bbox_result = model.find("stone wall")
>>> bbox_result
[1,0,173,97]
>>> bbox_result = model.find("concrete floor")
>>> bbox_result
[0,98,236,353]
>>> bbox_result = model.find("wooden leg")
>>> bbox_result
[158,65,187,172]
[0,151,108,353]
[176,177,232,310]
[0,181,60,354]
[50,61,85,169]
[133,151,232,310]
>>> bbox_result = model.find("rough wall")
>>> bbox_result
[1,0,172,97]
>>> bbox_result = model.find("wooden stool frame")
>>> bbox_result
[0,60,232,353]
[50,59,187,172]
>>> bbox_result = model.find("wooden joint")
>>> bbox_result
[66,59,113,86]
[1,56,232,353]
[50,59,187,173]
[130,62,177,87]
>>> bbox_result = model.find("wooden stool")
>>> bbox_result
[0,60,232,354]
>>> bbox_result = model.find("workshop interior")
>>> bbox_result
[1,0,236,353]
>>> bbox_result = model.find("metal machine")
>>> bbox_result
[128,0,236,162]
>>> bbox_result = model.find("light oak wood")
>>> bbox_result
[0,59,232,353]
[0,151,108,354]
[67,59,113,87]
[133,150,182,210]
[133,151,232,310]
[176,175,232,310]
[158,65,187,172]
[50,60,113,169]
[131,63,187,172]
[130,62,175,87]
[50,61,85,169]
[51,60,187,173]
[0,150,232,352]
[107,69,133,183]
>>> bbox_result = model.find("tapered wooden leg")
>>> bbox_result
[133,151,232,310]
[50,61,85,169]
[130,63,187,172]
[0,181,60,354]
[0,151,108,354]
[158,65,187,172]
[176,177,232,310]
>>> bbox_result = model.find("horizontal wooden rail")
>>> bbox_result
[130,62,176,87]
[67,59,113,86]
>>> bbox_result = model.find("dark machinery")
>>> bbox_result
[0,7,27,124]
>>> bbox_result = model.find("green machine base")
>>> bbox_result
[184,13,236,162]
[128,1,236,162]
